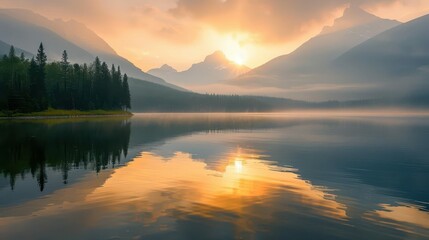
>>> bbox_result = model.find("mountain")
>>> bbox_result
[0,10,94,63]
[230,7,400,99]
[0,9,116,56]
[0,8,184,91]
[129,77,310,112]
[147,64,178,80]
[128,11,429,108]
[332,14,429,102]
[0,39,33,58]
[128,77,399,112]
[148,51,250,88]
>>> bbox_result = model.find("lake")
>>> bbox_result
[0,113,428,240]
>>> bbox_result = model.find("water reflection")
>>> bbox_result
[0,114,429,239]
[0,118,131,191]
[366,203,429,235]
[88,150,347,224]
[0,148,349,240]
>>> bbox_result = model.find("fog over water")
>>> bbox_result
[0,113,428,239]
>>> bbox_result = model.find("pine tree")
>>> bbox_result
[8,46,16,59]
[100,62,111,109]
[81,63,92,110]
[60,50,71,108]
[28,57,38,109]
[1,46,132,113]
[61,50,68,65]
[122,74,131,110]
[111,64,123,109]
[36,43,47,68]
[93,57,102,109]
[34,43,48,110]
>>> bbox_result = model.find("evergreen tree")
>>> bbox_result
[122,74,131,110]
[111,65,123,109]
[81,63,92,110]
[60,50,71,108]
[71,63,81,109]
[33,43,48,110]
[93,57,102,109]
[28,57,38,109]
[1,44,132,113]
[8,46,16,59]
[100,62,111,109]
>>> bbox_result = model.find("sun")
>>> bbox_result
[222,36,247,66]
[229,53,245,66]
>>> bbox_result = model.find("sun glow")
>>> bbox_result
[234,158,244,173]
[222,35,248,66]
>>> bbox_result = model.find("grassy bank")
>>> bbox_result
[0,108,132,118]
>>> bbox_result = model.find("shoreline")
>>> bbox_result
[0,109,133,120]
[3,108,429,120]
[0,114,133,120]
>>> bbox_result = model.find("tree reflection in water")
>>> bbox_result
[0,118,131,191]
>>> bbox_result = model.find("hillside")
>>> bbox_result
[128,78,396,112]
[0,9,184,91]
[229,7,400,100]
[327,14,429,103]
[0,40,33,58]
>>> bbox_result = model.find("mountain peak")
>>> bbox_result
[342,6,379,22]
[321,7,384,34]
[204,51,227,63]
[148,64,178,75]
[160,64,177,72]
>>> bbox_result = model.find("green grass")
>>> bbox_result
[0,108,132,118]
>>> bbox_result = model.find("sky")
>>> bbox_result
[0,0,429,71]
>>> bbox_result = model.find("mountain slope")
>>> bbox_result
[0,11,94,63]
[0,9,116,56]
[332,14,429,101]
[129,77,395,112]
[0,9,185,91]
[129,77,308,112]
[149,51,250,87]
[231,7,400,89]
[335,14,429,78]
[0,39,33,58]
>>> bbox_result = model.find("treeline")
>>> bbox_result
[128,77,322,112]
[0,43,131,113]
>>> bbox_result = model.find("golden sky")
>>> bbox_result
[1,0,429,71]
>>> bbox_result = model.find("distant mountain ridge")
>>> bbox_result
[229,7,401,100]
[148,51,251,88]
[0,8,185,91]
[331,13,429,101]
[0,39,33,58]
[0,9,117,56]
[227,8,429,104]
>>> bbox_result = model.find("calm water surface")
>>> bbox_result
[0,113,428,240]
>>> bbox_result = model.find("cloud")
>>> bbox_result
[170,0,400,43]
[0,0,108,21]
[127,4,202,44]
[0,0,428,70]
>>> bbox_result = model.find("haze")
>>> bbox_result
[1,0,428,71]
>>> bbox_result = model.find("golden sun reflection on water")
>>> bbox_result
[0,149,350,237]
[365,203,429,235]
[86,149,348,226]
[234,159,243,174]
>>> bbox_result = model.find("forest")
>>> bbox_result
[0,43,131,113]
